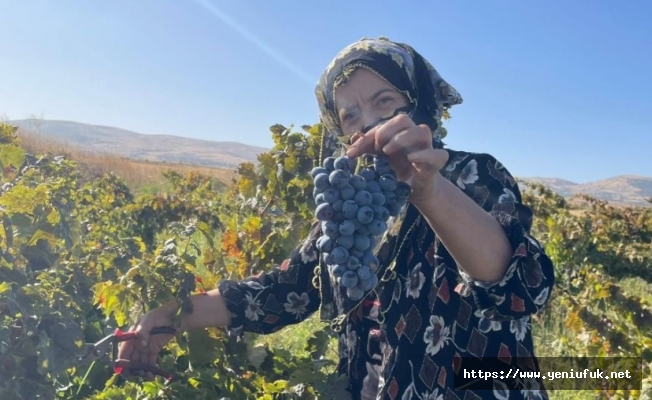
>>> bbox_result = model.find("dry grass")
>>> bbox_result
[15,128,238,194]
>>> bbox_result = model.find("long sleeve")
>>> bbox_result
[217,223,322,336]
[441,150,555,321]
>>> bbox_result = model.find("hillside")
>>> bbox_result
[9,119,267,169]
[521,176,652,207]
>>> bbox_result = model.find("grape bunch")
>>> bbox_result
[312,155,411,301]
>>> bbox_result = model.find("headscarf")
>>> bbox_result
[315,37,463,164]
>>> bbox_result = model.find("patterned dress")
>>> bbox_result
[218,149,555,399]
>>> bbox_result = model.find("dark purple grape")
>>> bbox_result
[334,156,351,172]
[346,286,365,300]
[339,220,356,236]
[311,166,328,178]
[314,173,330,192]
[317,235,335,252]
[315,203,334,221]
[331,246,349,264]
[323,157,336,172]
[345,255,360,270]
[342,200,359,219]
[371,192,386,206]
[336,234,354,250]
[367,218,387,235]
[321,221,339,238]
[353,234,371,252]
[340,184,356,201]
[353,190,372,207]
[340,271,359,289]
[349,174,367,190]
[356,206,374,225]
[332,199,344,212]
[359,168,376,182]
[357,265,372,281]
[329,169,350,189]
[314,193,326,206]
[378,174,398,192]
[322,187,340,204]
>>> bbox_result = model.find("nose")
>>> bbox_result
[360,111,381,134]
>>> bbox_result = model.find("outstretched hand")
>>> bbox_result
[345,113,449,205]
[116,305,177,381]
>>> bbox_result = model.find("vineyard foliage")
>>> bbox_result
[0,121,650,399]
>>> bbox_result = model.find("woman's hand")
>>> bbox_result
[345,113,449,206]
[117,303,177,380]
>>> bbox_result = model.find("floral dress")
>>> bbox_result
[218,149,555,400]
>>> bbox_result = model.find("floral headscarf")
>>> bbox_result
[315,37,463,164]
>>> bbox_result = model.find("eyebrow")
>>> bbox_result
[338,88,396,116]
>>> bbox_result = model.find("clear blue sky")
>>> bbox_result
[1,1,650,183]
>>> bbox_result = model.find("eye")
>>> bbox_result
[376,96,395,107]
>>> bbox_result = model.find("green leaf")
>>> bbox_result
[0,143,26,173]
[0,281,11,295]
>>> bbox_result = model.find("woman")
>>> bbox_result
[118,37,555,399]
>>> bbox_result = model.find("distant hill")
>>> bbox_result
[9,119,268,170]
[5,119,651,207]
[521,176,652,207]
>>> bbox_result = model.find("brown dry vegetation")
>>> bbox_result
[15,128,238,194]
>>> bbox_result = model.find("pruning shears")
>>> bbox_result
[78,326,177,382]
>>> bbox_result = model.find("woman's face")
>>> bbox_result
[334,68,410,137]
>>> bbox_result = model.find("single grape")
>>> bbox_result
[353,234,371,252]
[363,251,380,272]
[323,186,337,201]
[359,168,376,182]
[340,271,359,289]
[349,174,367,191]
[329,169,350,189]
[323,157,336,172]
[310,166,328,178]
[353,190,372,207]
[334,156,351,172]
[314,173,330,192]
[314,193,326,206]
[346,156,357,172]
[340,184,356,201]
[331,246,349,264]
[339,219,356,236]
[347,286,365,300]
[315,203,334,221]
[332,199,344,212]
[367,218,387,235]
[387,201,402,217]
[371,192,386,206]
[357,265,372,281]
[378,174,398,192]
[371,204,390,221]
[345,255,360,270]
[321,221,339,238]
[342,200,359,219]
[383,191,397,204]
[357,206,374,225]
[316,235,334,252]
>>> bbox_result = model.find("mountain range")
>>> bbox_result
[7,119,652,207]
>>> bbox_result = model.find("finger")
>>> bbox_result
[374,114,417,150]
[406,148,449,172]
[346,129,378,158]
[381,126,431,157]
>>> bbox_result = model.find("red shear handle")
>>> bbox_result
[114,359,174,382]
[114,326,177,342]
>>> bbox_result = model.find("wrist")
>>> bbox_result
[409,172,446,209]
